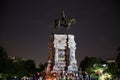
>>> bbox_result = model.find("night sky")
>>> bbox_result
[0,0,120,66]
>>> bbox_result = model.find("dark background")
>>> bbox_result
[0,0,120,67]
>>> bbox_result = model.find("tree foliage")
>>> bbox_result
[0,46,8,59]
[38,62,47,72]
[0,46,8,73]
[116,47,120,77]
[0,46,37,78]
[79,56,105,72]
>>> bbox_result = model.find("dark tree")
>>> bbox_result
[0,46,8,59]
[38,62,47,72]
[23,59,36,76]
[116,47,120,77]
[79,56,104,72]
[0,46,8,73]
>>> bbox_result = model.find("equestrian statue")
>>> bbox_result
[50,11,76,34]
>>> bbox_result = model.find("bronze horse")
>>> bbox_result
[51,11,76,33]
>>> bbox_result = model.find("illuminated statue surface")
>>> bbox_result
[46,11,78,79]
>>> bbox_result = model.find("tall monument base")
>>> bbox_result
[45,34,78,80]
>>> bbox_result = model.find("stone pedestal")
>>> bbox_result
[46,34,78,79]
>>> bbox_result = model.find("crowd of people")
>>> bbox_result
[34,71,96,80]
